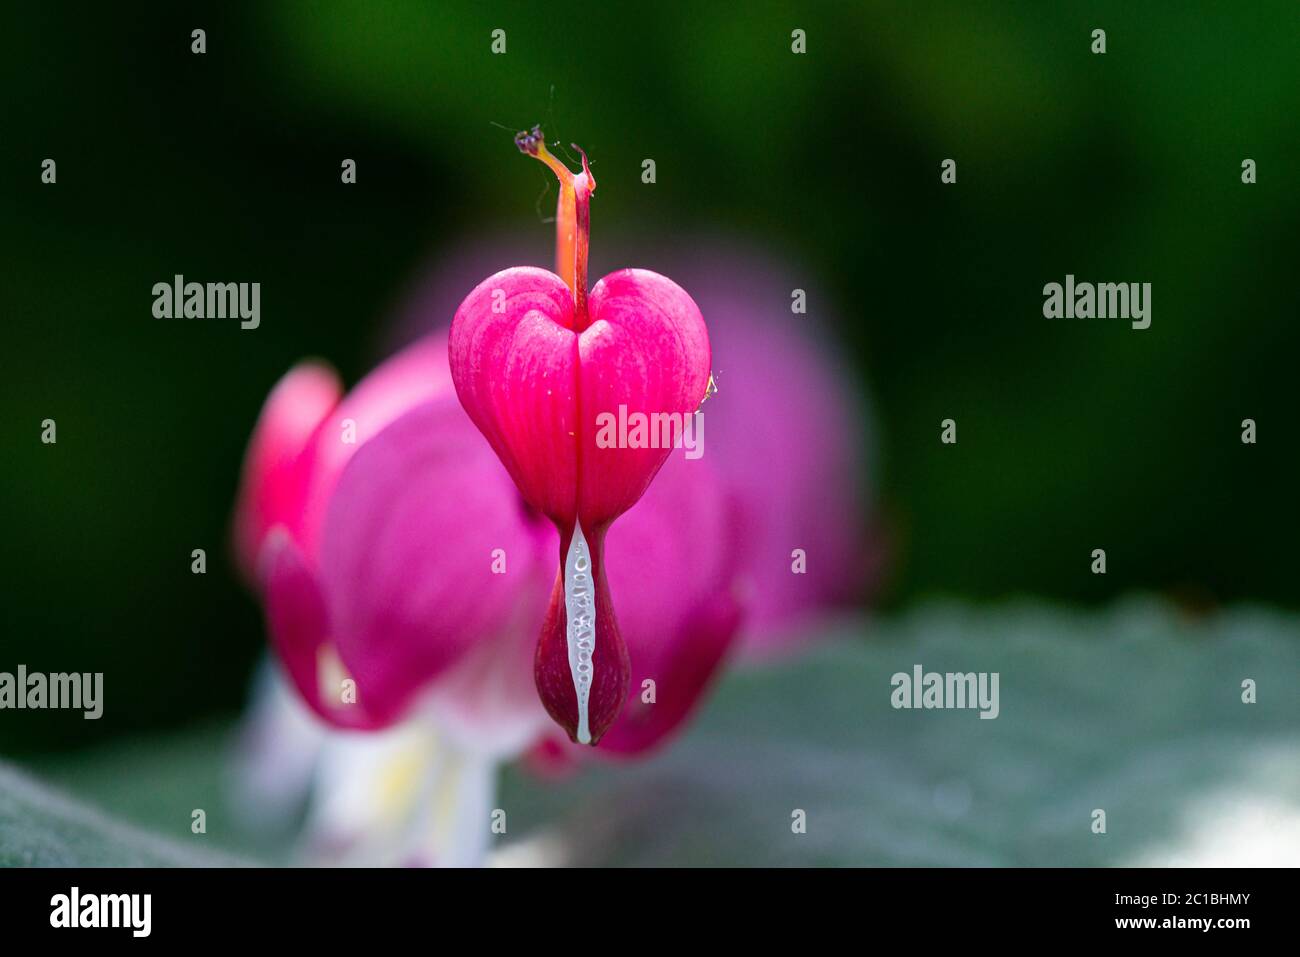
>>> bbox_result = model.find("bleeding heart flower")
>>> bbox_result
[387,234,881,657]
[231,230,878,862]
[449,128,712,745]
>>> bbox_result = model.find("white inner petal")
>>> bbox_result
[563,522,595,745]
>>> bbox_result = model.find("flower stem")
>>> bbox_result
[515,126,596,328]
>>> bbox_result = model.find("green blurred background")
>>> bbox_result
[3,0,1297,755]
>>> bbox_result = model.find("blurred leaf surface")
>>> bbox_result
[14,601,1298,866]
[0,758,248,867]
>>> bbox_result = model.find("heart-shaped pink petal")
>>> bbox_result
[450,266,710,530]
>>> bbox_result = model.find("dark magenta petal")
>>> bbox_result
[598,452,744,754]
[533,525,629,745]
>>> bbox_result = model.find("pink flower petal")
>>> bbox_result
[261,529,387,730]
[233,362,341,583]
[295,333,452,560]
[648,243,878,654]
[317,395,552,727]
[578,269,712,527]
[448,267,580,525]
[599,452,744,754]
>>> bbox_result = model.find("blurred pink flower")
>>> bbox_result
[648,242,878,656]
